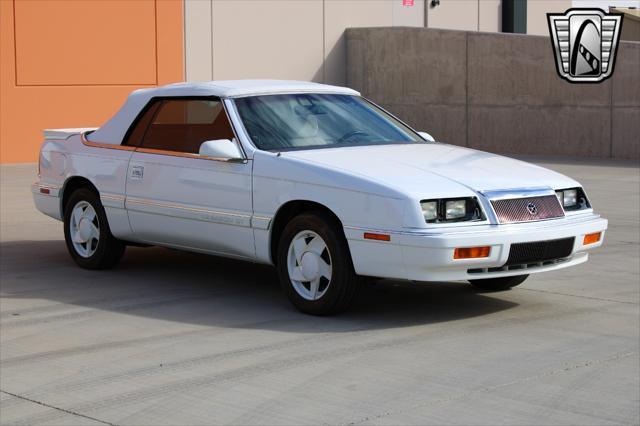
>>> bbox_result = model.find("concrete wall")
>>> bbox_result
[184,0,575,88]
[424,0,570,34]
[346,27,640,159]
[426,0,481,31]
[184,0,424,86]
[527,0,571,35]
[619,13,640,42]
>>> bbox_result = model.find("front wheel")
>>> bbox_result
[63,188,125,269]
[469,274,529,291]
[277,212,360,315]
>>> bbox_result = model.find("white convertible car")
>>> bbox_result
[33,80,607,314]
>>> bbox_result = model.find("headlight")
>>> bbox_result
[445,200,466,219]
[563,189,577,207]
[555,187,590,211]
[421,201,438,221]
[421,197,484,223]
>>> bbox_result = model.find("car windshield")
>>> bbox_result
[233,94,424,151]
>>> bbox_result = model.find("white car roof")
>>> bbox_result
[88,80,360,145]
[162,80,360,98]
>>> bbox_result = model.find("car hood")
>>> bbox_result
[281,143,579,199]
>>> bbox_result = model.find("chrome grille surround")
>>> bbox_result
[491,195,565,224]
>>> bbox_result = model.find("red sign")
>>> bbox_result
[403,0,414,6]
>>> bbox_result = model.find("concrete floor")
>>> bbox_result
[1,158,638,426]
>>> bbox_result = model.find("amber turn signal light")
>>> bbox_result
[583,232,601,245]
[454,246,491,259]
[363,232,391,242]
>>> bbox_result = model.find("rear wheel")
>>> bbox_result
[63,188,125,269]
[469,274,528,291]
[277,212,360,315]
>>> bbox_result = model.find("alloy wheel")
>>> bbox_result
[69,201,100,258]
[287,230,333,301]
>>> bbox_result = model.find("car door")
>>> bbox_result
[124,97,255,259]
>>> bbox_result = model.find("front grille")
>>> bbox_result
[491,195,564,224]
[505,237,575,266]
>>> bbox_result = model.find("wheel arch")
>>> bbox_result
[269,200,347,265]
[60,176,100,216]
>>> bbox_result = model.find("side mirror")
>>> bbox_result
[418,131,435,142]
[199,139,244,161]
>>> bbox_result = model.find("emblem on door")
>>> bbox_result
[131,165,144,180]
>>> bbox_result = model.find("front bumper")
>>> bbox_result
[345,213,607,282]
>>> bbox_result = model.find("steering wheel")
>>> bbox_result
[337,130,369,143]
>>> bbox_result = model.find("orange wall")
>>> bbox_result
[0,0,184,163]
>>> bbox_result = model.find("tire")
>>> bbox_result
[469,274,529,291]
[277,211,360,315]
[63,188,125,269]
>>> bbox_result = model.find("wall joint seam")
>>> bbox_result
[465,32,469,148]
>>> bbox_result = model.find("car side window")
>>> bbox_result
[138,99,236,154]
[122,101,162,147]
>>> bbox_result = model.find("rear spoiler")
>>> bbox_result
[44,128,98,140]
